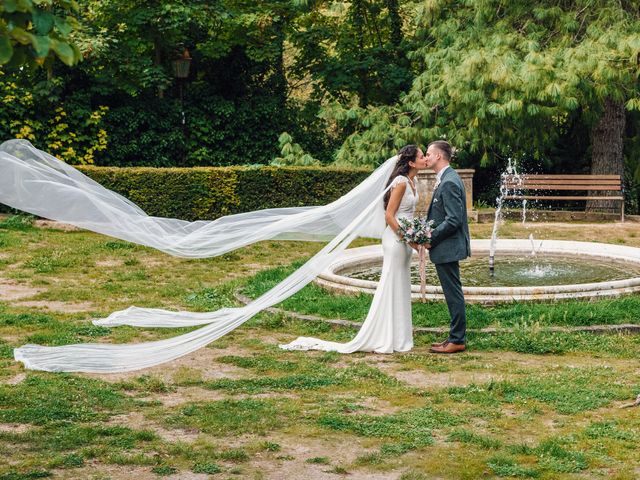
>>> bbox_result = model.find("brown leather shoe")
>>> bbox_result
[431,339,448,347]
[429,342,466,354]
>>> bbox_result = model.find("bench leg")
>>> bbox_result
[621,200,625,223]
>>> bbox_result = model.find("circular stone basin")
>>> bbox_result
[315,239,640,304]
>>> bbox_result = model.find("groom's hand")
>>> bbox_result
[425,243,432,250]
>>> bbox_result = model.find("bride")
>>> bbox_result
[280,145,426,353]
[0,140,425,372]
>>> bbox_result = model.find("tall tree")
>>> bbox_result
[326,0,640,179]
[289,0,414,107]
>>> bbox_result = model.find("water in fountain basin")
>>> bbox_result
[347,254,640,288]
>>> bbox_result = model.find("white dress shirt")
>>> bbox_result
[433,165,450,190]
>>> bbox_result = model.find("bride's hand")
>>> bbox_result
[409,242,420,251]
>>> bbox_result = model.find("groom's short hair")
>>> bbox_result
[428,140,452,161]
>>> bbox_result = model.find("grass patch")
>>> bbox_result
[25,251,77,274]
[206,374,341,393]
[165,398,296,436]
[15,316,112,347]
[219,448,250,462]
[114,375,174,394]
[0,215,35,231]
[584,420,638,441]
[207,354,407,395]
[469,330,640,358]
[306,457,330,464]
[184,287,233,311]
[533,437,588,473]
[192,462,222,474]
[0,374,129,425]
[217,354,299,373]
[151,465,177,476]
[446,428,502,449]
[0,471,52,480]
[447,366,633,414]
[487,455,540,477]
[48,453,84,469]
[318,405,463,447]
[102,241,137,251]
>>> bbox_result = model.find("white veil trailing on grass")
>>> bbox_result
[0,139,397,372]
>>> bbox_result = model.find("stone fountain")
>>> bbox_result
[313,168,640,304]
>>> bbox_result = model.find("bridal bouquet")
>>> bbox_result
[397,216,435,245]
[397,216,435,302]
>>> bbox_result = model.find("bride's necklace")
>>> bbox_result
[407,175,417,195]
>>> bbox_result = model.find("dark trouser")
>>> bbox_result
[435,261,466,345]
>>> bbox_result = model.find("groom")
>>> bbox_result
[424,140,471,354]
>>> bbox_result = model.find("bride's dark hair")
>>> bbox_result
[383,144,419,210]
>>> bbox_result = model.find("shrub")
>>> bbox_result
[75,165,371,221]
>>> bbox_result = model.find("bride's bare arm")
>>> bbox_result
[385,182,405,237]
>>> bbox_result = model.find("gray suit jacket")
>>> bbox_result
[426,167,471,264]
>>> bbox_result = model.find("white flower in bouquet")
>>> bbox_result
[397,216,435,245]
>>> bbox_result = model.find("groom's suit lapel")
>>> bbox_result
[427,167,452,218]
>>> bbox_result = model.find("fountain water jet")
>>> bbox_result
[489,158,523,275]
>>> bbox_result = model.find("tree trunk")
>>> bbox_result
[585,96,625,212]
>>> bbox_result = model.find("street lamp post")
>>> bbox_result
[172,49,192,127]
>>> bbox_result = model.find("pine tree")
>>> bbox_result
[327,0,640,184]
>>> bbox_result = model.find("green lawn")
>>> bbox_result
[0,216,639,479]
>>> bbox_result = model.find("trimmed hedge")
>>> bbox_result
[71,166,373,221]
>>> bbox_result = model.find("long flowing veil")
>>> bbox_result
[0,139,397,372]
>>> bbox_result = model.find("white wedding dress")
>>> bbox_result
[280,175,416,353]
[1,139,410,372]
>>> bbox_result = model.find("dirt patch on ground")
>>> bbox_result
[473,350,635,372]
[138,257,166,268]
[389,368,505,390]
[0,278,45,301]
[246,432,399,480]
[13,300,95,313]
[84,345,250,384]
[348,395,402,416]
[0,423,30,434]
[152,386,228,408]
[2,372,26,385]
[57,464,209,480]
[34,220,80,231]
[95,259,122,268]
[106,410,203,444]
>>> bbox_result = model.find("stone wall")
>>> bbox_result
[416,169,475,220]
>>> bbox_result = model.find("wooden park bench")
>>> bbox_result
[502,174,625,222]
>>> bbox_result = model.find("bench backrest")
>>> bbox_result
[503,174,622,191]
